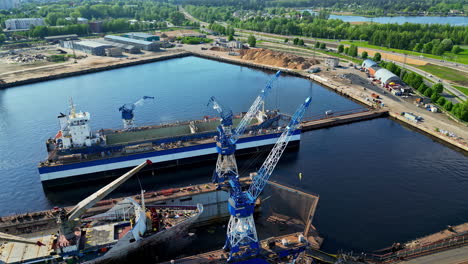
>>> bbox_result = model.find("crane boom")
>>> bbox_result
[223,96,312,262]
[248,96,311,199]
[67,160,152,222]
[119,96,154,129]
[207,96,234,127]
[231,70,281,144]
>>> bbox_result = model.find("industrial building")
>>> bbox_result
[104,35,160,51]
[60,40,114,56]
[44,34,78,44]
[94,39,141,54]
[105,47,123,57]
[324,57,339,68]
[0,0,19,10]
[122,32,160,42]
[374,68,403,85]
[4,18,44,31]
[227,40,243,49]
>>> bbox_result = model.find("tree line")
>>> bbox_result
[1,0,197,40]
[380,61,468,121]
[229,14,467,56]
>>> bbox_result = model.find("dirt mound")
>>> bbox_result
[239,48,319,70]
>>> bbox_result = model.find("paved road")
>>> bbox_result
[401,245,468,264]
[179,6,209,27]
[393,61,467,102]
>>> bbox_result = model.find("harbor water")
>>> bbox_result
[300,10,468,26]
[0,56,467,253]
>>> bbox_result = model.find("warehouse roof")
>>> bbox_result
[125,32,155,38]
[44,34,78,40]
[362,59,378,69]
[94,39,138,50]
[375,68,402,84]
[76,40,113,48]
[105,35,154,45]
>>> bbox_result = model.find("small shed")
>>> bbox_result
[324,57,339,68]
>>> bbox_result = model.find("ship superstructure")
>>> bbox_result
[55,99,101,149]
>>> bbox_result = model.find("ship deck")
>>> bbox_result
[0,234,56,263]
[106,118,249,146]
[160,233,309,264]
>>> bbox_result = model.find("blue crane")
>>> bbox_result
[207,71,281,185]
[118,96,154,129]
[223,96,312,262]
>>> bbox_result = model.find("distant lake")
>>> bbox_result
[300,10,467,26]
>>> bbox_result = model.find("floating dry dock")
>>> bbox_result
[0,179,321,263]
[160,233,311,264]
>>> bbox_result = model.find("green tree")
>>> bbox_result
[344,47,349,55]
[451,45,463,54]
[423,42,433,54]
[440,38,453,51]
[247,35,256,47]
[385,62,397,73]
[362,51,368,59]
[298,39,304,45]
[320,43,325,49]
[413,43,423,52]
[444,101,453,111]
[169,12,185,26]
[437,97,446,106]
[293,38,299,45]
[424,88,433,97]
[314,41,320,48]
[284,38,289,43]
[338,44,344,53]
[431,93,440,102]
[348,44,358,57]
[228,34,234,41]
[432,83,444,94]
[0,34,6,44]
[374,52,381,61]
[432,44,445,55]
[45,12,62,26]
[418,83,428,93]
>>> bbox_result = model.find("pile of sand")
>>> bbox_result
[239,48,319,70]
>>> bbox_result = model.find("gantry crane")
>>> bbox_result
[119,96,155,129]
[223,97,312,262]
[207,71,281,185]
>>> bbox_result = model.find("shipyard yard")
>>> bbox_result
[0,36,467,263]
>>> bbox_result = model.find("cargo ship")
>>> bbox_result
[1,161,204,264]
[38,101,301,187]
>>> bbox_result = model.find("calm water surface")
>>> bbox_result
[301,10,467,25]
[0,56,466,252]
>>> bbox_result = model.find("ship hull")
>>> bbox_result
[40,131,301,187]
[85,205,203,264]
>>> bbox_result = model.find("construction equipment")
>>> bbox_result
[119,96,155,129]
[223,97,312,262]
[207,71,281,185]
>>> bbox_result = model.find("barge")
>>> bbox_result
[38,100,300,187]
